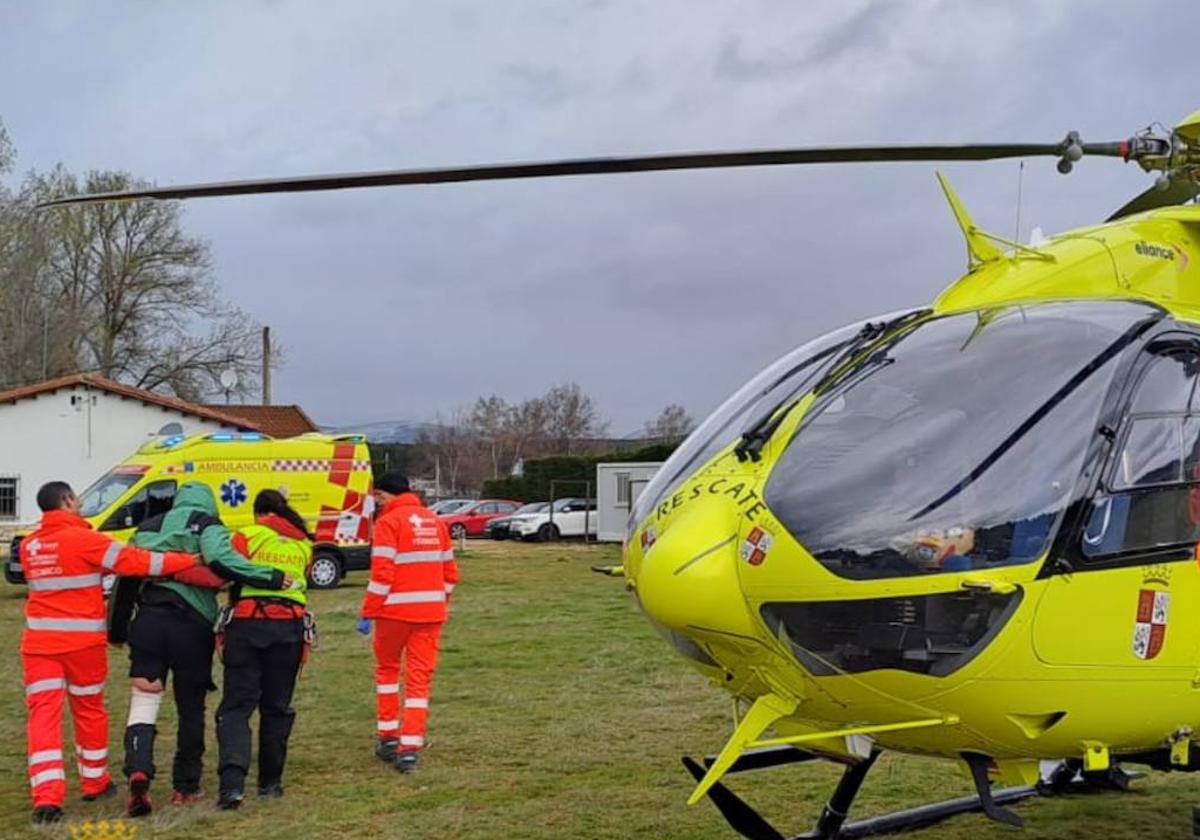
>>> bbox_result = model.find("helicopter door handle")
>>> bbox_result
[960,577,1018,595]
[1083,497,1113,547]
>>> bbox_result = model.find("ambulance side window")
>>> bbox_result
[100,480,178,532]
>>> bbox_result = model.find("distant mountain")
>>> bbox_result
[322,420,435,444]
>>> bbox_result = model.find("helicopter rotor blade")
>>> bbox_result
[37,141,1128,208]
[1107,176,1199,221]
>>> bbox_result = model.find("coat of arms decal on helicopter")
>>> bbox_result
[1133,588,1170,660]
[739,525,773,566]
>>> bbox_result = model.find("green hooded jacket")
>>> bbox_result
[109,482,285,635]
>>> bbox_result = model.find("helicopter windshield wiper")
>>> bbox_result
[732,342,859,463]
[734,311,924,463]
[811,310,927,396]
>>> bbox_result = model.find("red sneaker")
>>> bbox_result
[170,790,204,806]
[127,772,152,818]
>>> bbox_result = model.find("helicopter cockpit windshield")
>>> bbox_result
[764,301,1161,579]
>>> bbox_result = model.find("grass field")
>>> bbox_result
[0,540,1195,839]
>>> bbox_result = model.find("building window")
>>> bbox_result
[616,472,632,507]
[0,477,17,520]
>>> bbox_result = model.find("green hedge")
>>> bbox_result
[482,441,679,501]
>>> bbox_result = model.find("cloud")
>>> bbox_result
[715,1,893,82]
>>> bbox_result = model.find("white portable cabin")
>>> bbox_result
[595,461,662,542]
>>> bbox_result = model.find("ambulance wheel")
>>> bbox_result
[308,550,343,590]
[450,523,467,540]
[537,523,560,542]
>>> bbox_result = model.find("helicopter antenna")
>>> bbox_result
[1014,160,1025,244]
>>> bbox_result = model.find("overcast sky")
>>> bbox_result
[3,1,1198,433]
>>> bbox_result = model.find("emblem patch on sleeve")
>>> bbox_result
[740,526,774,566]
[1132,589,1169,660]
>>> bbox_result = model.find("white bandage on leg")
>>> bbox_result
[127,686,164,727]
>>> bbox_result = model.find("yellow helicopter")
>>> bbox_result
[43,108,1200,838]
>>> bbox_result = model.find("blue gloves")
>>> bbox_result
[356,617,372,636]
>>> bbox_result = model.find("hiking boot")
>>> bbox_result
[83,781,118,802]
[171,789,205,806]
[127,772,152,818]
[32,805,63,824]
[216,790,244,811]
[257,783,284,799]
[394,751,420,774]
[375,738,398,764]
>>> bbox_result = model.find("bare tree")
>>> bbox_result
[10,166,272,399]
[507,395,550,463]
[644,404,694,444]
[0,118,12,176]
[0,172,76,387]
[423,407,477,493]
[469,395,513,480]
[543,382,607,455]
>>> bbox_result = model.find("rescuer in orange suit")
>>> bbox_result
[19,481,199,824]
[358,473,458,773]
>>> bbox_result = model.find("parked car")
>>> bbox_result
[509,497,598,542]
[429,498,473,515]
[440,499,524,539]
[486,502,550,540]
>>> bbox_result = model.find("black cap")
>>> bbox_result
[375,472,410,495]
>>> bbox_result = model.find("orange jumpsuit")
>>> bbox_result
[361,493,458,752]
[20,510,195,808]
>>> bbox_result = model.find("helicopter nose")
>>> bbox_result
[633,495,758,639]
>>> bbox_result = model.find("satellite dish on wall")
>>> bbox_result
[158,422,184,436]
[220,369,239,391]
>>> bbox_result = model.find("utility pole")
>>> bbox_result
[41,304,49,380]
[262,326,272,405]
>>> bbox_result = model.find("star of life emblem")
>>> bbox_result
[1132,589,1169,660]
[739,526,773,566]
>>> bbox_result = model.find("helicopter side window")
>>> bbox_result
[1114,417,1183,489]
[1083,348,1200,559]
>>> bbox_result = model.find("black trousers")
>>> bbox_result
[124,602,216,794]
[215,617,304,793]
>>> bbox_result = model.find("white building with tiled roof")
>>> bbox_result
[0,374,259,526]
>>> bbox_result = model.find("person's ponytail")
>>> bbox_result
[254,489,314,541]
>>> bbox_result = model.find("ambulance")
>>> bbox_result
[6,432,374,589]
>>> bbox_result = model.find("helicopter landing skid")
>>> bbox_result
[682,751,1136,840]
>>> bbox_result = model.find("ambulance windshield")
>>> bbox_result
[79,471,142,518]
